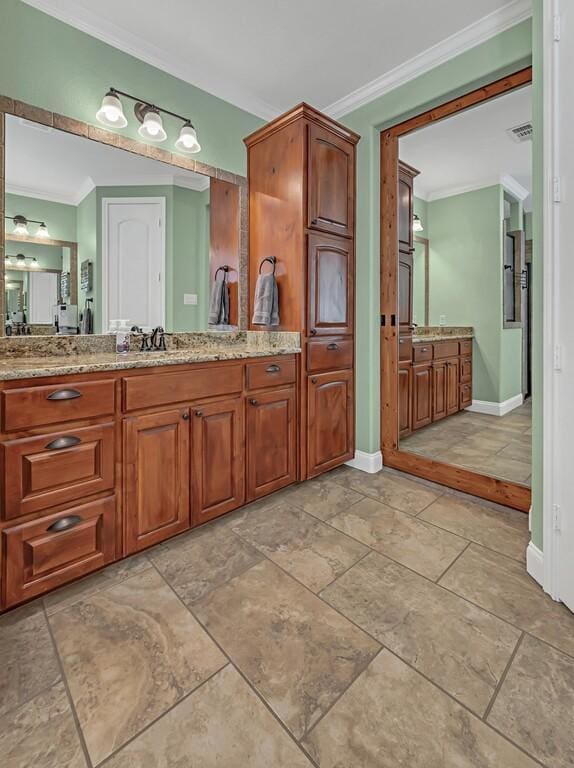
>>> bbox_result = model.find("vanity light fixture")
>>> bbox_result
[96,87,201,153]
[413,214,424,233]
[5,254,41,268]
[5,215,51,238]
[4,254,15,266]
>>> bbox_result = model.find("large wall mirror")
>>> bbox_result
[2,104,246,336]
[381,68,533,512]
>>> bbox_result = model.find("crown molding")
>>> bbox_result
[21,0,279,121]
[7,172,210,210]
[500,173,530,201]
[325,0,533,118]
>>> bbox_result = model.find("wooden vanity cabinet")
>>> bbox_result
[446,359,461,416]
[245,104,359,480]
[123,408,190,554]
[432,361,448,422]
[398,362,412,437]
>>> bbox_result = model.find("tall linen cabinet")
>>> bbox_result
[245,104,360,479]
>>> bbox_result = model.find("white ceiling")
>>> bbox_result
[399,84,532,207]
[5,115,209,206]
[23,0,532,119]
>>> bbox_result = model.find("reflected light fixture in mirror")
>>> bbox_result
[96,87,201,153]
[413,213,424,232]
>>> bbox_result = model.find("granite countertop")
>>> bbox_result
[412,334,473,343]
[412,327,474,344]
[0,345,300,381]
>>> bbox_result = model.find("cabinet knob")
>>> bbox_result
[250,398,258,405]
[182,412,190,420]
[311,378,318,385]
[195,410,203,417]
[310,329,317,335]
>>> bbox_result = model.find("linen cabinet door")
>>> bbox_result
[432,361,447,422]
[412,364,432,430]
[308,123,354,238]
[246,387,297,501]
[123,408,190,554]
[191,398,245,526]
[308,232,354,337]
[307,370,354,477]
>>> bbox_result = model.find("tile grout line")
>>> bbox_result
[96,662,231,768]
[148,559,322,768]
[433,540,472,584]
[42,601,94,768]
[482,632,525,723]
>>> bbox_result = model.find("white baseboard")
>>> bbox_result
[346,450,383,474]
[466,394,524,417]
[526,541,544,587]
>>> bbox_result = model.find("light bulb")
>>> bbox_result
[175,122,201,153]
[31,257,40,268]
[96,91,128,128]
[37,222,50,238]
[13,215,29,236]
[138,109,167,142]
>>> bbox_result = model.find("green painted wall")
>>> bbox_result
[0,1,262,177]
[340,20,532,456]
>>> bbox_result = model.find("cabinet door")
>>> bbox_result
[124,408,190,554]
[412,364,432,430]
[308,370,354,477]
[398,362,412,437]
[398,166,414,253]
[191,398,245,526]
[246,387,296,500]
[446,359,461,415]
[432,362,447,422]
[398,253,413,330]
[308,123,354,238]
[308,232,354,336]
[460,381,473,409]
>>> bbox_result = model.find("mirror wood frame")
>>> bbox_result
[0,95,248,336]
[380,66,533,512]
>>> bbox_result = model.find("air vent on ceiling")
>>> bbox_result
[506,122,533,143]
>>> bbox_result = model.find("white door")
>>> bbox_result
[102,198,165,331]
[28,271,58,324]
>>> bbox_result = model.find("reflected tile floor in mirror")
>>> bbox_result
[401,399,532,486]
[3,465,573,768]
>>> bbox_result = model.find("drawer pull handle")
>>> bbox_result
[46,436,81,451]
[47,515,82,533]
[266,364,281,373]
[47,389,82,401]
[250,398,258,405]
[327,343,339,351]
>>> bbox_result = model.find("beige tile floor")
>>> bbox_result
[3,465,574,767]
[401,400,532,486]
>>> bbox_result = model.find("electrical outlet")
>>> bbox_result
[184,294,198,306]
[439,315,446,326]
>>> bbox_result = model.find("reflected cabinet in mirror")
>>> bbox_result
[381,68,533,511]
[1,103,246,336]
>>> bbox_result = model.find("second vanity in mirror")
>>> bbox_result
[3,111,245,336]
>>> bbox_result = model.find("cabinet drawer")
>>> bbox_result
[2,423,115,521]
[460,382,473,409]
[398,335,413,362]
[3,496,116,608]
[433,341,459,359]
[2,379,115,432]
[123,364,243,411]
[246,357,296,390]
[413,343,433,362]
[307,339,353,372]
[460,357,472,383]
[460,339,473,356]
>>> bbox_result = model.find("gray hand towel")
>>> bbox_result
[252,273,279,326]
[208,274,230,325]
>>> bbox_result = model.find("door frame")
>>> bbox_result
[101,197,166,333]
[380,66,533,513]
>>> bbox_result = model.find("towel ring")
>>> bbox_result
[214,265,230,281]
[259,256,277,275]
